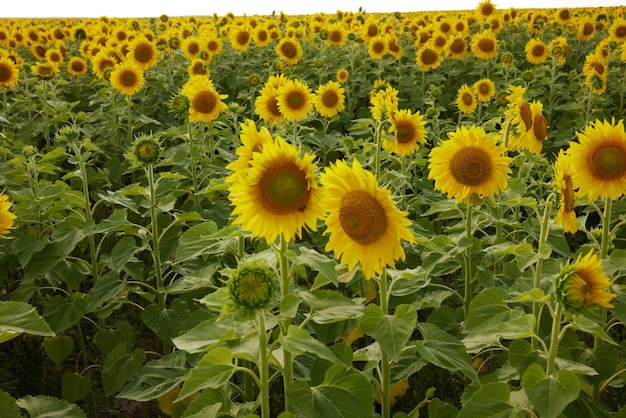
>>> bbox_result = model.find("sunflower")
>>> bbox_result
[476,0,495,19]
[226,119,274,181]
[275,37,303,65]
[523,101,548,155]
[320,158,415,280]
[456,84,478,115]
[383,108,427,157]
[31,61,59,80]
[525,38,548,65]
[577,18,596,41]
[445,35,467,60]
[276,78,314,121]
[473,78,496,102]
[67,56,88,76]
[0,193,17,235]
[428,125,512,203]
[415,44,442,72]
[204,33,223,58]
[229,25,252,52]
[127,35,158,70]
[367,35,388,60]
[555,8,571,25]
[555,251,616,311]
[471,30,497,60]
[109,60,144,96]
[554,149,578,233]
[370,85,399,122]
[582,53,607,80]
[45,48,64,66]
[0,57,19,88]
[182,36,202,60]
[252,24,271,47]
[181,75,228,122]
[548,36,569,65]
[609,18,626,43]
[568,118,626,201]
[254,75,288,126]
[336,67,349,84]
[387,35,403,60]
[325,22,348,47]
[228,134,324,244]
[91,51,118,80]
[313,80,345,118]
[187,58,210,77]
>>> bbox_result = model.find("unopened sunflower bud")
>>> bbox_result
[228,259,275,310]
[126,134,163,167]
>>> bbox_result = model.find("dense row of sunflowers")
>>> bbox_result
[1,1,626,417]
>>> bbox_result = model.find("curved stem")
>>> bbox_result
[257,311,270,418]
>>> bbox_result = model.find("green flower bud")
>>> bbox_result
[228,259,275,310]
[169,93,190,117]
[522,70,534,82]
[55,125,80,144]
[23,145,37,158]
[126,134,163,167]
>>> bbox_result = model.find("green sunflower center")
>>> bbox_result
[286,91,306,111]
[396,122,415,144]
[260,164,310,214]
[231,269,273,309]
[589,142,626,181]
[192,90,217,114]
[339,190,388,245]
[450,146,493,186]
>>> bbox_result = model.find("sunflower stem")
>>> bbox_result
[278,234,293,412]
[42,79,50,150]
[595,196,612,352]
[2,88,7,124]
[546,302,563,377]
[127,94,133,141]
[531,200,552,351]
[257,311,270,418]
[186,116,199,195]
[377,270,391,418]
[463,202,474,321]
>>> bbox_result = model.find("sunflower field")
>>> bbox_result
[1,1,626,417]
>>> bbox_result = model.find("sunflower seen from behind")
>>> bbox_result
[320,158,415,280]
[428,125,512,203]
[568,118,626,202]
[228,135,324,244]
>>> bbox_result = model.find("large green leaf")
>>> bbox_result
[172,319,237,354]
[16,395,86,418]
[42,295,89,334]
[118,351,188,402]
[43,335,74,366]
[101,344,146,396]
[109,236,141,272]
[0,391,20,418]
[428,398,459,418]
[522,363,580,418]
[287,364,374,418]
[0,301,54,343]
[298,290,364,324]
[359,303,416,361]
[415,323,479,384]
[175,347,235,402]
[459,382,514,418]
[289,247,338,286]
[281,325,342,364]
[141,299,191,343]
[174,222,239,263]
[61,372,92,404]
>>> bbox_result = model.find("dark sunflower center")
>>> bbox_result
[450,146,493,186]
[434,36,446,48]
[71,61,85,73]
[478,83,490,95]
[372,41,385,53]
[590,61,605,75]
[187,42,200,55]
[330,30,342,43]
[207,40,219,51]
[259,164,310,214]
[192,90,217,114]
[120,70,137,87]
[396,122,415,143]
[450,39,465,54]
[339,190,388,245]
[533,114,547,141]
[421,48,438,65]
[532,44,545,57]
[0,66,9,82]
[136,43,154,63]
[478,38,495,53]
[367,24,378,37]
[281,41,298,58]
[563,174,575,212]
[286,91,305,110]
[321,90,339,108]
[615,25,626,39]
[589,143,626,181]
[462,92,474,106]
[237,31,250,46]
[583,23,594,36]
[519,101,533,131]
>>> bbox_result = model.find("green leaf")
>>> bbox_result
[61,372,92,403]
[289,247,338,286]
[163,264,219,294]
[16,395,87,418]
[175,222,239,263]
[281,325,342,364]
[287,364,374,418]
[359,304,416,361]
[0,301,54,343]
[109,236,141,272]
[0,391,20,418]
[415,323,479,384]
[172,319,237,354]
[44,335,74,366]
[42,295,89,334]
[101,344,146,396]
[118,351,188,402]
[50,221,86,256]
[522,364,580,418]
[141,299,191,343]
[458,382,513,418]
[571,314,617,345]
[86,271,126,313]
[175,347,235,402]
[299,290,364,324]
[94,208,128,234]
[428,398,459,418]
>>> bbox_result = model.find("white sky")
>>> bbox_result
[2,0,625,18]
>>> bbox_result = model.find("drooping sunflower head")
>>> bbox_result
[276,78,314,121]
[313,80,345,118]
[383,108,428,157]
[554,251,616,312]
[126,133,163,168]
[0,56,19,88]
[228,258,276,311]
[553,149,578,233]
[428,125,513,203]
[226,118,274,180]
[181,75,228,122]
[228,135,324,244]
[456,84,478,115]
[320,159,415,279]
[0,193,17,235]
[110,60,145,96]
[568,118,626,201]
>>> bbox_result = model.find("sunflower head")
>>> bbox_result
[228,258,276,311]
[0,193,17,236]
[554,251,616,312]
[126,134,163,167]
